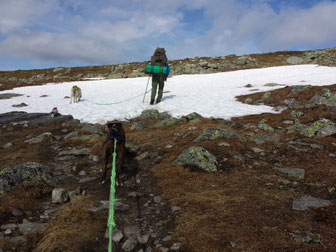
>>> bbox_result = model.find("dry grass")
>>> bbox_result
[34,195,106,252]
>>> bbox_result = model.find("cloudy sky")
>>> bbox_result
[0,0,335,70]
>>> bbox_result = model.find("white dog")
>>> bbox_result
[70,85,82,104]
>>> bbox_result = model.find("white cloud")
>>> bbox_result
[0,31,121,64]
[263,2,336,49]
[0,0,58,33]
[0,0,335,69]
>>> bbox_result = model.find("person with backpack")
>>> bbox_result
[147,48,170,105]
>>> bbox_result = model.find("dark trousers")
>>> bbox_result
[151,75,165,102]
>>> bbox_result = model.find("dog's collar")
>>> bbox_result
[106,133,124,143]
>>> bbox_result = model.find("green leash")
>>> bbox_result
[107,139,118,252]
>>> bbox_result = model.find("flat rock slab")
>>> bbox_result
[292,195,332,211]
[274,167,305,179]
[0,93,24,100]
[18,219,47,234]
[0,111,74,126]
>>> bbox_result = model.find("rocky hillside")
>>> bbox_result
[1,48,336,251]
[0,47,336,91]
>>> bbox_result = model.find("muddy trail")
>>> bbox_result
[0,117,176,252]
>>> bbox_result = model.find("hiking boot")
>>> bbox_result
[150,99,154,105]
[156,98,161,104]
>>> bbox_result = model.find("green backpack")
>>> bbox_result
[145,48,168,76]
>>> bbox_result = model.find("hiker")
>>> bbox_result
[148,48,170,105]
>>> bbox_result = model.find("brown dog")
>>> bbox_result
[101,121,126,186]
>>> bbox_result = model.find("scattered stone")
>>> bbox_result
[58,148,90,156]
[153,196,162,203]
[264,83,284,87]
[9,236,28,244]
[10,207,23,217]
[52,188,69,203]
[171,206,181,212]
[218,142,230,147]
[137,234,150,244]
[292,195,332,211]
[251,147,264,153]
[78,177,96,183]
[162,235,172,242]
[78,170,87,176]
[170,243,181,250]
[3,142,14,148]
[123,225,140,238]
[12,103,28,107]
[111,228,123,243]
[136,151,150,161]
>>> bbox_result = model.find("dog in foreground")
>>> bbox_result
[70,85,82,103]
[101,121,126,186]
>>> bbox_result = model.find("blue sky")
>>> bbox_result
[0,0,335,70]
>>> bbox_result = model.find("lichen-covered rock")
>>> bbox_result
[173,146,218,172]
[253,133,280,145]
[185,112,203,122]
[290,111,304,117]
[24,132,53,144]
[310,90,336,106]
[138,109,170,120]
[0,162,59,195]
[287,56,304,65]
[258,121,274,132]
[264,83,284,87]
[236,55,257,66]
[299,119,336,138]
[81,123,103,135]
[154,117,179,127]
[283,98,298,109]
[290,85,312,94]
[130,122,147,130]
[244,97,253,104]
[194,128,246,142]
[261,92,271,100]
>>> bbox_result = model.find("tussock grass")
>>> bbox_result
[35,195,106,252]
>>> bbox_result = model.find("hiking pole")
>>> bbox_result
[142,76,151,103]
